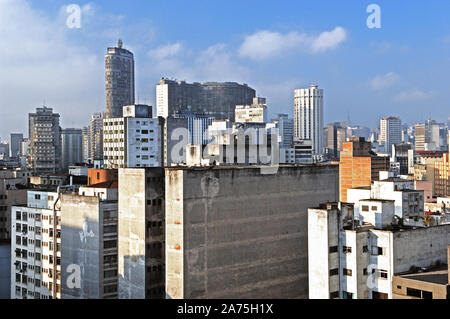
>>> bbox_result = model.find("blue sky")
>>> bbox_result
[1,0,450,139]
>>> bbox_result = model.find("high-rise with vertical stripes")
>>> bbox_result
[294,85,324,155]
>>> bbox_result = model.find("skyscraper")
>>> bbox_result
[27,106,62,173]
[105,40,135,119]
[294,85,324,155]
[379,116,402,155]
[61,128,82,169]
[156,78,255,120]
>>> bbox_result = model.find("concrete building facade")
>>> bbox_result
[118,168,165,299]
[164,164,339,299]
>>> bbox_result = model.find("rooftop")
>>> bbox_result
[395,265,448,285]
[85,180,118,189]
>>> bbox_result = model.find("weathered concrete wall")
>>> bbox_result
[392,224,450,273]
[166,164,339,299]
[118,169,146,299]
[307,207,340,299]
[118,168,165,299]
[61,194,104,299]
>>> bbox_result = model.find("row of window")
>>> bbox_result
[329,245,385,256]
[329,268,388,279]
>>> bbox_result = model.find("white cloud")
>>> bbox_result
[238,26,347,60]
[0,0,105,137]
[370,72,400,90]
[148,42,183,60]
[146,43,250,83]
[311,27,347,53]
[393,89,435,102]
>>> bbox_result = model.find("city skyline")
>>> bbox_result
[2,0,450,138]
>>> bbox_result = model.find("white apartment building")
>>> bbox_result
[308,202,450,299]
[11,190,62,299]
[103,105,162,169]
[235,97,268,123]
[294,85,324,155]
[347,178,424,220]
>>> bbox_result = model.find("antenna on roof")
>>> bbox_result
[118,39,123,48]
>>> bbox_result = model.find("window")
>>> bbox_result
[104,269,117,278]
[329,268,339,276]
[343,291,354,299]
[378,269,388,279]
[362,205,369,212]
[34,194,41,200]
[371,206,378,211]
[104,254,117,264]
[104,240,117,249]
[104,284,117,294]
[330,291,339,299]
[372,246,385,256]
[363,245,369,253]
[343,268,352,276]
[343,246,352,253]
[104,225,117,233]
[406,288,423,298]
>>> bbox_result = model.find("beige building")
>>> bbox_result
[235,97,268,123]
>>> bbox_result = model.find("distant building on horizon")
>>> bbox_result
[379,116,402,155]
[27,106,62,174]
[156,78,256,120]
[9,133,23,159]
[61,128,82,170]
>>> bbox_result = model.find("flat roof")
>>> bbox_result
[165,163,338,171]
[360,199,395,202]
[395,266,449,285]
